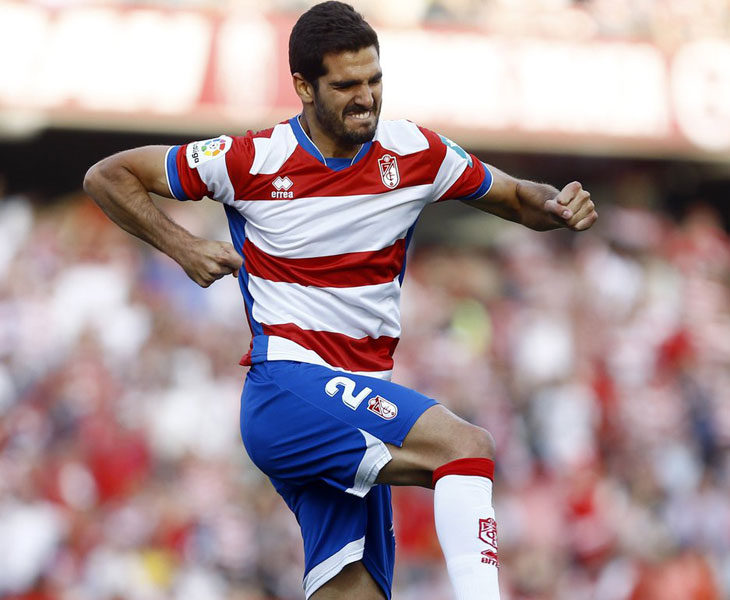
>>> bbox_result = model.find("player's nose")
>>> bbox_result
[354,83,375,109]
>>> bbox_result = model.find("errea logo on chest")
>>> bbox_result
[271,176,294,198]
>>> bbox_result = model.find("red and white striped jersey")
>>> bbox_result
[166,116,492,379]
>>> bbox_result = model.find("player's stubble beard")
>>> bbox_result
[313,89,380,148]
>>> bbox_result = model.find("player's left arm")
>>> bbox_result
[463,164,598,232]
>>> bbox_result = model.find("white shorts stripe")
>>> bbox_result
[346,429,392,497]
[303,536,366,598]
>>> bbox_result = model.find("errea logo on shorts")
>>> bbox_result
[271,176,294,198]
[185,136,232,168]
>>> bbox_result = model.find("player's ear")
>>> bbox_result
[293,73,315,105]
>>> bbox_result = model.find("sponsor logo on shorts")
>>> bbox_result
[367,395,398,420]
[478,517,499,567]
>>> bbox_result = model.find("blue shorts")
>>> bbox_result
[240,361,437,598]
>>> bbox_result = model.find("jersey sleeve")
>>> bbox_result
[419,127,493,203]
[164,134,254,203]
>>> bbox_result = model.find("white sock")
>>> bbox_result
[433,458,500,600]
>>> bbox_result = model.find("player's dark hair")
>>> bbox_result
[289,1,379,88]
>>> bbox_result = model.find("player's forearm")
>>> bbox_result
[514,180,564,231]
[83,159,195,262]
[463,168,569,231]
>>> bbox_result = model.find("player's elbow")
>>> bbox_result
[83,158,107,196]
[83,156,120,202]
[83,163,100,198]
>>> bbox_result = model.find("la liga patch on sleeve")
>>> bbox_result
[185,135,232,168]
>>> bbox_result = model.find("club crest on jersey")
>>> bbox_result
[367,395,398,420]
[271,176,294,199]
[186,135,232,168]
[378,154,400,189]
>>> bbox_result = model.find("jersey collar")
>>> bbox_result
[289,115,372,171]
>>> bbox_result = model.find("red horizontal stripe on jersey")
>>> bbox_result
[243,239,406,288]
[262,323,398,372]
[234,140,446,201]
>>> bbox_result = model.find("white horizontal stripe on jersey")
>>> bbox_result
[235,185,429,258]
[374,119,430,155]
[248,275,402,340]
[196,148,235,205]
[250,123,299,175]
[430,141,470,202]
[265,336,393,380]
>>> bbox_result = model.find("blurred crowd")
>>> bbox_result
[1,176,729,600]
[27,0,730,49]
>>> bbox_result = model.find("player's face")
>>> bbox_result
[313,46,382,146]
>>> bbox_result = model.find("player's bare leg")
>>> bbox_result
[377,404,501,599]
[310,560,385,600]
[377,404,495,486]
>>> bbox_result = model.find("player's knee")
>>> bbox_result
[450,424,496,461]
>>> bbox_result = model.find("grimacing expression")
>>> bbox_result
[312,46,382,146]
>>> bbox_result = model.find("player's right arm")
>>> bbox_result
[83,146,242,287]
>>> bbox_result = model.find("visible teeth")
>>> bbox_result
[349,111,370,119]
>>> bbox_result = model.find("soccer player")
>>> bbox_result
[83,2,597,598]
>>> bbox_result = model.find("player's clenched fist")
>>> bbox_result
[543,181,597,231]
[176,238,243,288]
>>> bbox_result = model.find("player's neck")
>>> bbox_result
[298,114,361,160]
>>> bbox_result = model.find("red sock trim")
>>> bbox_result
[432,458,494,487]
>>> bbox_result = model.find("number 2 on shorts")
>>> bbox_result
[325,376,373,410]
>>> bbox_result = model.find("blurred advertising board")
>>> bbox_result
[0,1,728,160]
